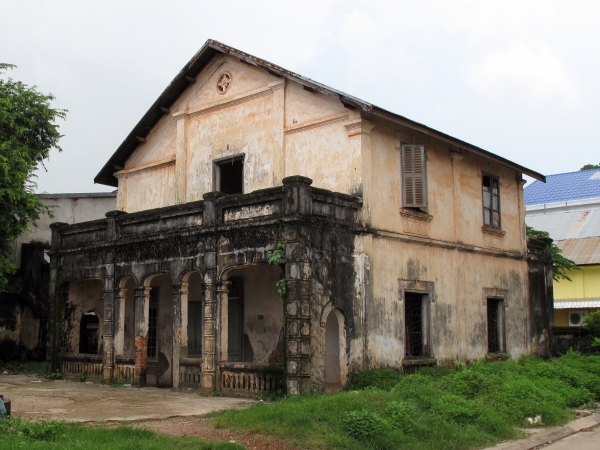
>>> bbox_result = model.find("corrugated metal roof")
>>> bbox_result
[554,301,600,309]
[525,169,600,205]
[556,237,600,265]
[94,39,545,187]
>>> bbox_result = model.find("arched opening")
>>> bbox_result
[79,312,99,354]
[325,309,346,393]
[143,274,174,387]
[223,265,284,364]
[64,279,104,355]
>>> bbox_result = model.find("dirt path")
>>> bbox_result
[1,373,292,449]
[0,374,251,422]
[138,416,292,450]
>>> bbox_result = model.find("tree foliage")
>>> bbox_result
[526,225,579,282]
[580,163,600,171]
[0,63,66,289]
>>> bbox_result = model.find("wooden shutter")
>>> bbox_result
[401,144,427,209]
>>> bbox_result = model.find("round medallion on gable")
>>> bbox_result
[216,72,232,94]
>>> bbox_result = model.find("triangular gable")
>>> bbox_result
[95,40,545,187]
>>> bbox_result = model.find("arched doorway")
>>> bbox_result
[325,309,346,393]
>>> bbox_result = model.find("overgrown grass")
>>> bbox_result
[0,418,244,450]
[210,352,600,450]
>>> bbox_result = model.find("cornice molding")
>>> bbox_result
[284,112,349,135]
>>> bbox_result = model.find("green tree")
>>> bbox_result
[582,311,600,350]
[580,163,600,171]
[526,226,579,281]
[0,63,66,289]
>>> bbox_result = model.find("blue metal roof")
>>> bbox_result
[524,169,600,205]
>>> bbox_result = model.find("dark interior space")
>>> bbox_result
[218,158,243,194]
[405,293,423,357]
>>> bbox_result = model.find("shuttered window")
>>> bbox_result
[401,144,428,210]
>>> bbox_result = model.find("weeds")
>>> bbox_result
[211,352,600,450]
[44,370,62,380]
[0,419,244,449]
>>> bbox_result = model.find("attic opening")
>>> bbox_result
[215,155,244,195]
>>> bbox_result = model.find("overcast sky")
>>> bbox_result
[1,0,599,193]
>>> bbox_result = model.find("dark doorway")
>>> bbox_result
[79,312,99,354]
[405,294,424,357]
[227,277,244,362]
[487,299,505,353]
[216,157,243,195]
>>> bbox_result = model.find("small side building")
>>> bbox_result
[525,170,600,352]
[0,192,116,362]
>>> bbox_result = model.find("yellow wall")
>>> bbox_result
[554,265,600,299]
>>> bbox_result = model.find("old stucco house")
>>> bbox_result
[48,40,552,396]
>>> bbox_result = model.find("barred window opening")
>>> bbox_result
[405,294,424,357]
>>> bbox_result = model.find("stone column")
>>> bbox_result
[102,251,116,381]
[217,281,231,363]
[114,287,127,357]
[133,286,151,386]
[172,281,188,390]
[201,236,218,392]
[202,276,217,391]
[285,241,312,395]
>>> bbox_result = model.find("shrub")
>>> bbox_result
[382,400,419,434]
[434,394,479,424]
[342,409,387,441]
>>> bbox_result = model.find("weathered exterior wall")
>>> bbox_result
[367,119,525,253]
[12,194,116,267]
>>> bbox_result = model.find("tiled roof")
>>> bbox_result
[556,237,600,265]
[524,169,600,205]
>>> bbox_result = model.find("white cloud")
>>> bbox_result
[469,44,580,102]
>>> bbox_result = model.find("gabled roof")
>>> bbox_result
[94,40,546,187]
[524,169,600,205]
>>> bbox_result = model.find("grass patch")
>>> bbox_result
[0,418,244,449]
[209,352,600,450]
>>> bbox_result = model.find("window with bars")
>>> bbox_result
[482,173,501,228]
[401,144,428,211]
[147,287,159,361]
[405,293,429,357]
[487,298,505,354]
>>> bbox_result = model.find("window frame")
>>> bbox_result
[213,154,245,194]
[482,172,501,229]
